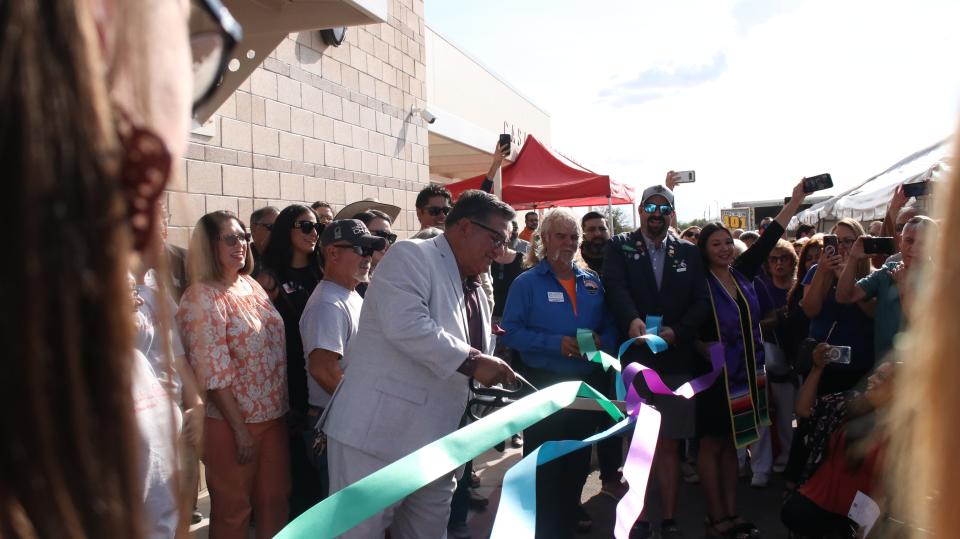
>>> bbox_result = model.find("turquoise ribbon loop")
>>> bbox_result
[276,381,620,539]
[491,415,638,538]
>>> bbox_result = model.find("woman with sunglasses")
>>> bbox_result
[178,210,289,538]
[681,226,702,243]
[799,218,874,395]
[694,180,807,538]
[257,204,325,517]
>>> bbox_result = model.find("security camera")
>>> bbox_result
[412,107,437,124]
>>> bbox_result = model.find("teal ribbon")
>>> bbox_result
[491,415,637,537]
[276,381,622,538]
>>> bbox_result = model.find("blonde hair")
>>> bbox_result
[887,134,960,534]
[522,233,540,269]
[832,218,870,279]
[188,211,254,283]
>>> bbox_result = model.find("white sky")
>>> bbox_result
[426,0,960,222]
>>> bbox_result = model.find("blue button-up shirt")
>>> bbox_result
[641,233,667,290]
[500,260,619,375]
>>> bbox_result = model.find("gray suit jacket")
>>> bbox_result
[322,235,492,461]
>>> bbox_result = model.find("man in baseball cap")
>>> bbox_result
[601,180,710,537]
[320,219,387,253]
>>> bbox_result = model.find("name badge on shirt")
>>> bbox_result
[282,282,297,294]
[547,291,565,303]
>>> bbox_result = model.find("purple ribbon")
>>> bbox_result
[613,342,724,537]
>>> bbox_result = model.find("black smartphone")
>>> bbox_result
[803,173,833,194]
[862,237,896,255]
[902,181,930,198]
[498,133,512,154]
[823,234,838,256]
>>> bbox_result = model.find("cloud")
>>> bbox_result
[597,53,727,106]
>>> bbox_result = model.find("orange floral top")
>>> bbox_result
[177,275,287,423]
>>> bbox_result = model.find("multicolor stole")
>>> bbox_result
[706,268,770,448]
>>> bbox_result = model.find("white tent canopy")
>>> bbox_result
[790,138,953,229]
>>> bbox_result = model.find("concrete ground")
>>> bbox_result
[190,442,789,539]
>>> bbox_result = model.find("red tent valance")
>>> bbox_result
[445,135,633,210]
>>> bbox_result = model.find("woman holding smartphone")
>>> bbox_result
[695,180,807,538]
[799,219,874,394]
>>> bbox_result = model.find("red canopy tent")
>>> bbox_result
[445,135,633,210]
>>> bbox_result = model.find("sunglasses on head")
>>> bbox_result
[426,206,451,217]
[332,244,376,257]
[372,230,397,244]
[220,232,251,247]
[294,220,324,235]
[642,203,674,216]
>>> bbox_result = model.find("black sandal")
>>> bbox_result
[704,517,750,539]
[729,514,760,538]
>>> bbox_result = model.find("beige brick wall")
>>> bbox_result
[167,0,430,247]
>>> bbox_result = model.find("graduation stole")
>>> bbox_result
[706,267,770,448]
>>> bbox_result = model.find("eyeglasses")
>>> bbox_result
[642,203,674,216]
[425,206,451,217]
[767,254,794,265]
[682,232,699,239]
[469,220,507,250]
[372,230,398,244]
[293,220,323,235]
[253,222,273,231]
[220,232,251,247]
[332,244,376,257]
[190,0,242,112]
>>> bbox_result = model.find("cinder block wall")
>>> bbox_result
[166,0,429,247]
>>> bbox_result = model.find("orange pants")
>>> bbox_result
[203,417,290,539]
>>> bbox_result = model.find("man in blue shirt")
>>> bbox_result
[501,208,618,537]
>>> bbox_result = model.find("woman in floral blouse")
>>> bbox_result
[177,210,288,539]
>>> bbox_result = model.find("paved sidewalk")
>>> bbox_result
[191,442,790,538]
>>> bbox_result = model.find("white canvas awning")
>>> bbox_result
[790,138,953,229]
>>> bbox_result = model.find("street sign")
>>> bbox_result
[721,208,751,230]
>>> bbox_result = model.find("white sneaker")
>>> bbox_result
[750,472,769,488]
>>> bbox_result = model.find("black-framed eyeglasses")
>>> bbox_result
[332,244,376,257]
[469,220,507,250]
[253,222,273,231]
[426,206,451,217]
[682,231,699,239]
[190,0,242,112]
[372,230,398,244]
[220,232,251,247]
[293,220,323,235]
[642,203,674,216]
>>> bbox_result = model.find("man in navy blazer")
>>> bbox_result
[602,184,711,537]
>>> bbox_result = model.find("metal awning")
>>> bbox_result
[195,0,388,122]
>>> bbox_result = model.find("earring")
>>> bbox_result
[114,107,172,252]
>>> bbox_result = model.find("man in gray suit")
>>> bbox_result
[322,190,519,538]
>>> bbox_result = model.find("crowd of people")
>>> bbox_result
[115,165,940,539]
[2,1,956,539]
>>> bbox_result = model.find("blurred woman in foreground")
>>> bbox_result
[0,0,240,535]
[887,135,960,536]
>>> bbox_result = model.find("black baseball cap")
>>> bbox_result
[320,219,387,250]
